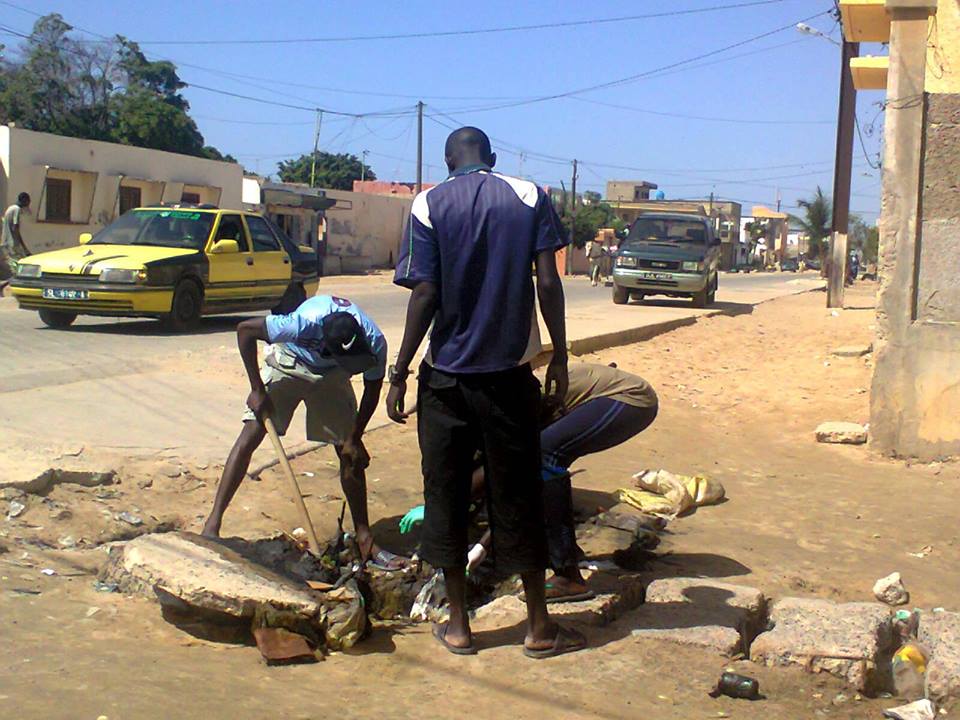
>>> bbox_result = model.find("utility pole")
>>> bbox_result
[567,159,578,275]
[361,149,369,182]
[827,39,859,308]
[416,101,424,194]
[309,109,323,188]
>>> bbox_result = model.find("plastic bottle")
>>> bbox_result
[710,672,761,700]
[891,610,929,700]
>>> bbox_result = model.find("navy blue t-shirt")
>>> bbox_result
[394,165,567,374]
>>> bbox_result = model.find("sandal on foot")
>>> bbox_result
[433,624,477,656]
[545,584,596,604]
[523,625,587,659]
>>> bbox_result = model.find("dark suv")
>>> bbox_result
[612,213,721,307]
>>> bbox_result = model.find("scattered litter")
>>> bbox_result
[58,536,77,549]
[832,692,849,705]
[907,545,933,559]
[411,571,447,623]
[709,671,761,700]
[579,560,619,572]
[252,626,320,665]
[882,699,936,720]
[85,606,101,618]
[117,512,143,527]
[6,501,25,519]
[93,581,118,593]
[831,310,840,317]
[619,469,725,519]
[40,568,56,576]
[874,572,910,606]
[301,471,315,478]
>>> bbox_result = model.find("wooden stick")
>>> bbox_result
[263,417,322,555]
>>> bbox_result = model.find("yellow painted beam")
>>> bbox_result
[840,0,891,42]
[851,55,890,90]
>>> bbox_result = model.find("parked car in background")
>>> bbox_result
[780,257,799,272]
[729,263,755,274]
[803,256,822,271]
[9,205,318,331]
[612,213,721,308]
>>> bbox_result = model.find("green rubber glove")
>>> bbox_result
[399,504,425,534]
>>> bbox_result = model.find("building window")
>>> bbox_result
[45,178,72,222]
[181,191,201,204]
[119,186,142,215]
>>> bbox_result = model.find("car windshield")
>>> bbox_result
[89,209,215,250]
[625,218,709,245]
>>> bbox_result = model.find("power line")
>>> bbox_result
[569,95,833,126]
[79,1,790,46]
[429,10,833,115]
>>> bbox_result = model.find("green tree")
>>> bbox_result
[791,186,832,259]
[0,16,233,159]
[566,200,621,247]
[862,225,880,264]
[277,152,376,189]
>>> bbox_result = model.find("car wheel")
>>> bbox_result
[271,282,307,315]
[612,284,629,305]
[38,309,77,329]
[692,286,709,308]
[163,280,202,332]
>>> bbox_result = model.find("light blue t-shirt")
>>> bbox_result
[264,295,388,381]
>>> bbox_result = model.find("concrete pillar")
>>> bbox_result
[871,0,960,459]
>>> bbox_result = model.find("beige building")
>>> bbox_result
[840,0,960,458]
[0,125,243,254]
[322,189,412,274]
[605,180,658,204]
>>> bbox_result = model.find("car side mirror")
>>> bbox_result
[78,232,93,245]
[210,239,240,254]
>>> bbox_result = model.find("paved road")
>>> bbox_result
[0,271,822,466]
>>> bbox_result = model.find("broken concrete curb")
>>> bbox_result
[630,578,766,656]
[918,610,960,704]
[832,344,873,358]
[0,468,116,495]
[750,597,893,692]
[815,422,869,445]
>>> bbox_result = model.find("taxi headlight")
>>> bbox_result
[16,263,42,278]
[99,268,146,284]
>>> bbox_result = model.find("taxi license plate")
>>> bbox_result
[639,272,673,281]
[42,288,88,300]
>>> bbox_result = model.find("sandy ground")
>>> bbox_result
[2,281,958,719]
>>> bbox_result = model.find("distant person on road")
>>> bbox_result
[1,192,32,292]
[586,238,605,286]
[387,126,585,658]
[202,294,406,571]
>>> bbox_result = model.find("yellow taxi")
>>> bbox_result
[10,205,319,331]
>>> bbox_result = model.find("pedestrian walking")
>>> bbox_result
[586,238,604,286]
[1,192,32,292]
[387,126,586,658]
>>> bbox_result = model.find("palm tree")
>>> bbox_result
[792,186,832,260]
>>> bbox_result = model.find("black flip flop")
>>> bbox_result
[523,625,587,659]
[432,624,477,656]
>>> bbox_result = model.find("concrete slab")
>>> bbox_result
[102,532,326,622]
[832,344,873,357]
[750,597,893,691]
[629,578,766,656]
[815,421,869,445]
[918,610,960,704]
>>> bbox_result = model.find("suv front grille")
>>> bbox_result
[636,259,680,270]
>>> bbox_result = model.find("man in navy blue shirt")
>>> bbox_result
[387,127,585,658]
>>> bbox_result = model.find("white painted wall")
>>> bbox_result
[0,125,243,253]
[322,189,412,273]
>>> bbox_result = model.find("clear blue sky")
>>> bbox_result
[4,0,884,221]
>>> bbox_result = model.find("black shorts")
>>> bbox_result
[416,362,547,574]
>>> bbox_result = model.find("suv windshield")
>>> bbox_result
[90,209,215,250]
[625,217,709,245]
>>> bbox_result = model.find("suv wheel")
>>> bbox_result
[163,280,202,332]
[38,309,77,329]
[692,286,709,308]
[612,284,629,305]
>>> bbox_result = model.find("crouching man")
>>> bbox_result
[202,294,405,571]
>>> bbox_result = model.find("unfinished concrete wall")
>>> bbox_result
[322,189,412,274]
[871,6,960,459]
